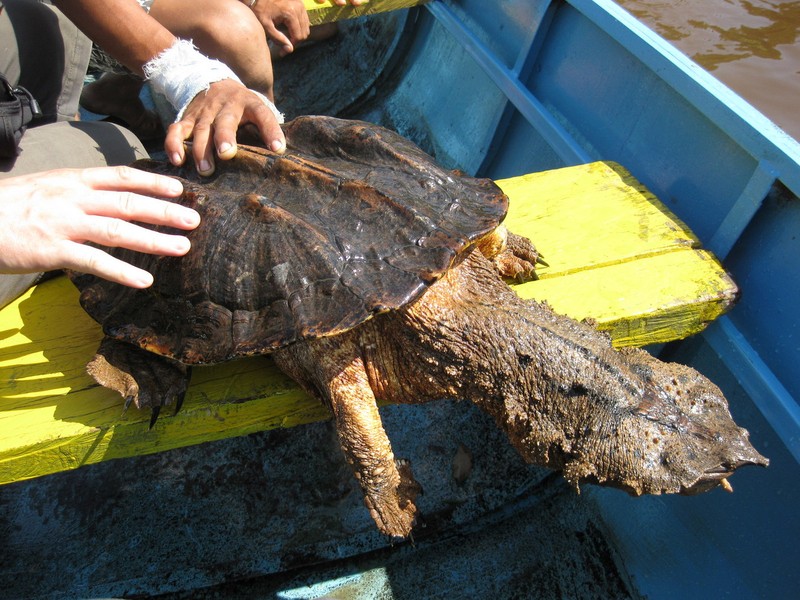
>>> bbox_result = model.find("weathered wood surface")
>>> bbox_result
[503,162,738,347]
[0,161,737,484]
[304,0,428,26]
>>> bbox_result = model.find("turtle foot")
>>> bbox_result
[363,458,422,539]
[494,230,543,282]
[86,337,189,423]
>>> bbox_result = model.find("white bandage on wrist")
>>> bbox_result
[142,39,283,123]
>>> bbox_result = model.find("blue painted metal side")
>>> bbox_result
[2,3,797,597]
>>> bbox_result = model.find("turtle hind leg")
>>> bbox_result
[86,337,190,426]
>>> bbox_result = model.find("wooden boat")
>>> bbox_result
[1,1,798,597]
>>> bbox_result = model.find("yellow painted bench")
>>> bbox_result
[304,0,429,26]
[0,161,737,485]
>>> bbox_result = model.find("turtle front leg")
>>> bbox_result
[476,225,543,282]
[327,358,421,537]
[273,342,421,538]
[86,337,190,426]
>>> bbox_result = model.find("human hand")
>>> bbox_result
[0,166,199,288]
[164,78,286,176]
[254,0,311,56]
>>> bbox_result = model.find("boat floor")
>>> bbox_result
[0,400,639,599]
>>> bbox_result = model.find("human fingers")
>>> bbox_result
[78,189,200,231]
[75,167,198,231]
[77,165,184,198]
[189,121,216,176]
[164,120,192,167]
[207,86,286,155]
[279,3,311,43]
[73,214,192,257]
[58,242,158,289]
[167,81,286,171]
[262,22,295,55]
[166,98,217,175]
[244,99,286,154]
[172,81,284,170]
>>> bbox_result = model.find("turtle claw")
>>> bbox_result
[173,371,191,415]
[492,230,543,282]
[173,393,185,416]
[149,405,161,430]
[86,337,191,425]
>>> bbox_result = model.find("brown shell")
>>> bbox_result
[70,116,508,364]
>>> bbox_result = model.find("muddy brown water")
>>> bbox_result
[615,0,800,142]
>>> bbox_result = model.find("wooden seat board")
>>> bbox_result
[304,0,429,26]
[502,161,737,346]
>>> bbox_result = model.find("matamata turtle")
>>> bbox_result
[68,116,767,538]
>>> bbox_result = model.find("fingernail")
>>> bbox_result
[198,159,213,175]
[170,152,183,165]
[270,139,286,154]
[181,208,200,227]
[167,178,183,194]
[218,142,236,158]
[133,271,154,288]
[174,237,191,254]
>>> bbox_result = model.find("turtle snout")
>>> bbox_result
[681,447,769,495]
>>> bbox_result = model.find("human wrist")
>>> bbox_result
[143,39,284,124]
[142,39,242,120]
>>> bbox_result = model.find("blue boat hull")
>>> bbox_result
[2,2,798,597]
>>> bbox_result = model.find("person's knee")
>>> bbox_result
[198,4,272,88]
[223,0,263,40]
[197,4,266,58]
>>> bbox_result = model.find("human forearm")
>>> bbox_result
[53,0,175,75]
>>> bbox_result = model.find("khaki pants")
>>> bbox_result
[0,0,148,308]
[0,0,91,122]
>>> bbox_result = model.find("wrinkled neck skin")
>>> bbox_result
[356,249,765,496]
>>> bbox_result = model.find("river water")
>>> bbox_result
[614,0,800,141]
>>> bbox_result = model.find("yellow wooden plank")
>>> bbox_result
[512,251,737,347]
[0,278,322,483]
[304,0,428,26]
[497,161,738,346]
[498,162,737,346]
[499,161,700,277]
[0,161,737,484]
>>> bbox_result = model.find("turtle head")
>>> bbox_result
[554,348,769,496]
